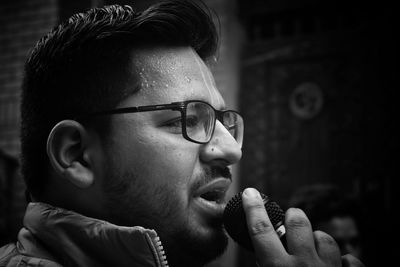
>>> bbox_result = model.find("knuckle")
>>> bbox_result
[286,217,310,229]
[248,219,274,237]
[314,230,338,247]
[248,200,266,210]
[285,208,311,230]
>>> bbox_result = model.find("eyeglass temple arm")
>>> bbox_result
[82,102,184,117]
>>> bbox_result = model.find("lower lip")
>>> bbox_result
[193,197,226,219]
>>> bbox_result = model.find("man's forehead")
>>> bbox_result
[132,46,208,79]
[127,46,225,109]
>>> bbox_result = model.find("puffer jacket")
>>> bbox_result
[0,202,169,267]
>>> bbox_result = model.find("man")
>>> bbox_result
[0,0,364,266]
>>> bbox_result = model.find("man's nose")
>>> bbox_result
[199,120,242,165]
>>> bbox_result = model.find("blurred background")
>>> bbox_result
[0,0,397,266]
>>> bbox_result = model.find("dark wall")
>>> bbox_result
[238,1,398,266]
[0,0,59,246]
[0,150,25,246]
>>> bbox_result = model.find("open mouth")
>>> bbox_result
[194,178,232,209]
[200,189,226,204]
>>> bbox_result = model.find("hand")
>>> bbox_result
[241,188,365,267]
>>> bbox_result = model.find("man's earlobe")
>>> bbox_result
[47,120,94,188]
[64,161,94,188]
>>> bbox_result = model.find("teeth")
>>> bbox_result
[200,191,224,202]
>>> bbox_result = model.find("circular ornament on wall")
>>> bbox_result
[289,82,324,120]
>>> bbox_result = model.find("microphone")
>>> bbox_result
[223,191,286,251]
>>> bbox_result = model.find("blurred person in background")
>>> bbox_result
[289,184,364,260]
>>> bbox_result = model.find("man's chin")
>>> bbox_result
[163,224,229,267]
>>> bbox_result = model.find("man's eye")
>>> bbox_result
[186,115,200,128]
[163,118,183,129]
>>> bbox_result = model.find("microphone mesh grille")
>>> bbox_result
[264,200,285,227]
[223,191,285,251]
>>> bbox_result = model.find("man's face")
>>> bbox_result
[98,47,242,266]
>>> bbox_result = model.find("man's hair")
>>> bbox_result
[20,0,218,199]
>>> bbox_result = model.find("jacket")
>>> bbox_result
[0,202,169,267]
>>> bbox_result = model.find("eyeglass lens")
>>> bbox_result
[185,102,243,146]
[185,102,215,143]
[223,111,243,147]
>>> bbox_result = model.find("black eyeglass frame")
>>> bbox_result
[79,100,243,145]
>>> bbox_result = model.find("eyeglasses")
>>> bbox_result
[81,100,244,147]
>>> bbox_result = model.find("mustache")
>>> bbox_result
[206,166,232,181]
[193,166,232,191]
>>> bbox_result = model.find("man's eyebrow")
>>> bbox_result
[215,101,227,110]
[210,100,226,111]
[122,83,141,99]
[190,98,227,110]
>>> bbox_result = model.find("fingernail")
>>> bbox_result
[243,188,261,199]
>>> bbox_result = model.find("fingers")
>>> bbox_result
[241,188,365,267]
[342,254,365,267]
[284,208,317,256]
[242,188,287,262]
[314,230,341,265]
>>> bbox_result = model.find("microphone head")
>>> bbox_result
[223,191,285,251]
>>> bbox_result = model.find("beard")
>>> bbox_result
[101,164,229,267]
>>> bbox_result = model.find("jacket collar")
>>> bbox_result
[17,202,167,266]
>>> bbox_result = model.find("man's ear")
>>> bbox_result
[46,120,95,188]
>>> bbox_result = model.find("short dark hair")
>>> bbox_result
[20,0,218,199]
